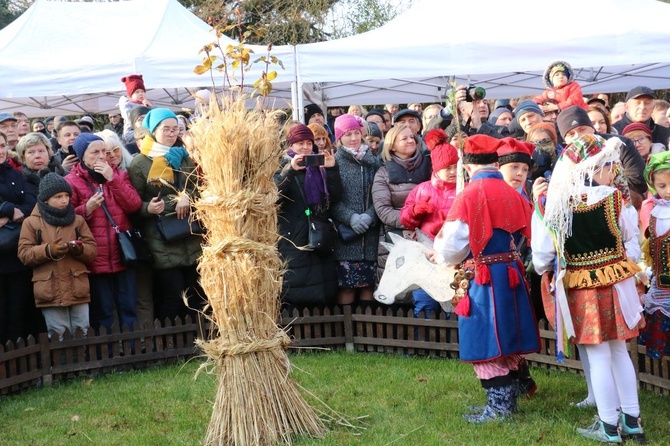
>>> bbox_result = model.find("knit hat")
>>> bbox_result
[286,123,314,146]
[515,100,544,120]
[304,104,324,124]
[493,99,512,111]
[622,122,652,139]
[557,105,593,139]
[142,108,177,134]
[73,133,104,159]
[497,137,535,167]
[528,122,558,145]
[462,135,502,165]
[38,172,72,202]
[334,114,363,142]
[424,129,459,172]
[543,60,574,88]
[365,109,385,123]
[129,105,151,127]
[367,121,382,139]
[121,74,146,97]
[488,107,513,125]
[307,123,331,149]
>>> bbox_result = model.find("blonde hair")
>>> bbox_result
[380,124,415,162]
[15,132,52,159]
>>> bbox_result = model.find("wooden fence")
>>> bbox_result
[2,306,669,396]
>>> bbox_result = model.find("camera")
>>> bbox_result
[298,154,325,167]
[465,85,486,102]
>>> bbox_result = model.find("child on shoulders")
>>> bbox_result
[119,74,152,143]
[533,61,587,111]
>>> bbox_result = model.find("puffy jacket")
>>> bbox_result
[128,153,202,270]
[65,163,141,274]
[533,82,587,110]
[400,175,458,239]
[0,160,37,273]
[18,206,97,307]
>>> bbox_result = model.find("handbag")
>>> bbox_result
[0,221,21,252]
[294,180,335,254]
[155,212,204,243]
[336,223,362,243]
[98,201,145,267]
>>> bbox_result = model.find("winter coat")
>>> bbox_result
[372,152,431,282]
[331,147,381,262]
[65,163,141,274]
[128,153,202,270]
[533,82,587,110]
[400,175,458,239]
[18,206,97,307]
[274,156,343,305]
[0,160,37,274]
[613,114,670,149]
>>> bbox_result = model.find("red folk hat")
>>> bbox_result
[497,137,535,167]
[462,134,502,164]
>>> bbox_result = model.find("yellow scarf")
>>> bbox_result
[140,136,174,185]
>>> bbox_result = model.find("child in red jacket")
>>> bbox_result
[533,61,587,111]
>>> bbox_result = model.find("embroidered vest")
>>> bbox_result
[648,214,670,289]
[563,190,638,289]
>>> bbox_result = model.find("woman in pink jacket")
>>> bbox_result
[400,128,459,316]
[65,133,142,334]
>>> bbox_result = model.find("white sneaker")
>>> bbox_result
[571,398,596,408]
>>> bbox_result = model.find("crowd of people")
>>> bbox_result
[1,63,670,442]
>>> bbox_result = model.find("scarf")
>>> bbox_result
[38,200,75,227]
[286,150,329,209]
[391,149,422,172]
[339,144,368,161]
[140,136,190,185]
[82,163,107,185]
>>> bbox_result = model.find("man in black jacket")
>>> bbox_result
[613,86,670,149]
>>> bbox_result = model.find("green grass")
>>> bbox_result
[1,351,669,445]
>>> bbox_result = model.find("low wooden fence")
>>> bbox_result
[2,306,669,396]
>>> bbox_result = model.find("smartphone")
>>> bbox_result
[67,145,77,157]
[97,185,103,194]
[298,154,325,167]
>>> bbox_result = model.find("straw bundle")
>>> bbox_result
[191,97,325,445]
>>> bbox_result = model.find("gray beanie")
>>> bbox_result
[38,173,72,202]
[367,121,382,138]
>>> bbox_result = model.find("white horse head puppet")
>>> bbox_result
[374,230,456,309]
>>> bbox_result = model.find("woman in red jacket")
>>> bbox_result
[65,133,141,334]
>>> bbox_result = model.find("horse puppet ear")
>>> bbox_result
[386,231,406,245]
[414,229,433,249]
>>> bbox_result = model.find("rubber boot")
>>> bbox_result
[463,384,515,423]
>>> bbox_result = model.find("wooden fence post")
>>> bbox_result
[39,333,52,387]
[343,305,354,352]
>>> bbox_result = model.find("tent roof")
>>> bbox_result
[0,0,296,117]
[296,0,670,105]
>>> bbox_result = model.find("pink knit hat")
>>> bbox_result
[334,114,363,142]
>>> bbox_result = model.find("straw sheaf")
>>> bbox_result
[190,95,327,445]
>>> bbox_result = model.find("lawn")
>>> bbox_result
[1,351,668,445]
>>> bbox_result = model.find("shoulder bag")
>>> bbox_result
[295,179,336,255]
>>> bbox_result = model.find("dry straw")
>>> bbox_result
[191,96,326,445]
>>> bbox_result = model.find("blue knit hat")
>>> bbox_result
[515,100,544,120]
[73,133,104,159]
[142,108,177,134]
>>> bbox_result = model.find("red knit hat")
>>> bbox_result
[462,135,502,164]
[497,137,535,167]
[121,74,146,97]
[622,122,652,139]
[424,129,459,172]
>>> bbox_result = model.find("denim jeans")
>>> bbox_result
[89,269,137,333]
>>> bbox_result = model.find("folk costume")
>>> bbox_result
[639,151,670,360]
[531,135,647,443]
[434,135,540,423]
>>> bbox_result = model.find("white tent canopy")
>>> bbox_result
[295,0,670,106]
[0,0,297,117]
[3,0,670,117]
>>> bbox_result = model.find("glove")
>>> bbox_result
[412,201,434,217]
[68,240,84,256]
[359,213,373,227]
[48,241,68,257]
[350,214,369,234]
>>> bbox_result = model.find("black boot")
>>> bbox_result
[518,359,537,397]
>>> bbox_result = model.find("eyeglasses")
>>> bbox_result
[631,137,649,146]
[159,127,179,135]
[105,147,122,156]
